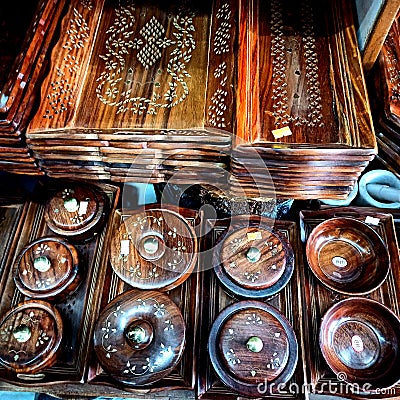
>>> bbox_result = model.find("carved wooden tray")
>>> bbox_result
[197,215,305,399]
[0,182,119,385]
[300,206,400,398]
[87,205,202,393]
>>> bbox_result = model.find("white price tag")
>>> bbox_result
[78,201,88,215]
[120,240,130,255]
[365,216,380,226]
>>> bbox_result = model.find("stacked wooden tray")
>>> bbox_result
[370,12,400,179]
[26,0,234,184]
[230,0,376,200]
[0,1,65,176]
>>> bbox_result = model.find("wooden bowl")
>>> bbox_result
[320,298,400,390]
[214,218,294,299]
[306,217,390,295]
[93,290,185,386]
[44,183,109,240]
[13,237,81,301]
[208,301,298,397]
[0,300,63,375]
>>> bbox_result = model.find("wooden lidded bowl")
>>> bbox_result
[110,208,197,291]
[208,301,298,397]
[93,290,185,386]
[320,297,400,390]
[306,217,390,295]
[214,218,294,299]
[0,300,63,375]
[44,183,108,240]
[13,237,81,301]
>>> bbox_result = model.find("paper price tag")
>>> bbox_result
[365,216,380,226]
[120,240,130,255]
[247,231,262,241]
[272,126,293,139]
[78,201,89,215]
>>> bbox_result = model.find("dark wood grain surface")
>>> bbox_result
[300,206,400,398]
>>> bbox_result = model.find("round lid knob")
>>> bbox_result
[208,301,298,397]
[13,237,80,300]
[44,184,108,238]
[214,219,295,299]
[0,300,63,374]
[93,290,186,386]
[110,208,197,291]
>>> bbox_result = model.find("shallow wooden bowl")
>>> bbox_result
[306,217,390,295]
[320,297,400,390]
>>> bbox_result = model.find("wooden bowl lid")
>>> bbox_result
[306,217,390,295]
[0,300,63,374]
[320,297,400,390]
[44,184,107,238]
[214,220,294,298]
[110,208,197,291]
[13,237,80,300]
[208,301,298,396]
[93,290,185,386]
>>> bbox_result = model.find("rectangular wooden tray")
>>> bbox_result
[0,182,119,386]
[87,205,203,393]
[197,215,305,399]
[300,206,400,398]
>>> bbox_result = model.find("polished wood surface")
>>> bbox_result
[213,218,294,299]
[88,205,202,393]
[0,300,63,375]
[306,217,390,295]
[320,297,400,390]
[300,206,400,398]
[109,207,198,291]
[198,216,305,399]
[0,182,119,385]
[13,237,81,301]
[208,301,297,397]
[93,289,186,386]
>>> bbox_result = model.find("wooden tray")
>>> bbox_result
[300,206,400,398]
[87,205,203,393]
[197,215,305,399]
[0,182,119,385]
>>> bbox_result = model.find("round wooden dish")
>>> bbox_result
[214,219,294,299]
[110,208,197,291]
[44,184,108,240]
[13,237,81,301]
[0,300,63,375]
[320,297,400,390]
[208,301,298,397]
[93,290,185,386]
[306,217,390,295]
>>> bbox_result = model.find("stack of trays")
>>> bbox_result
[230,0,376,200]
[0,1,64,175]
[370,12,400,178]
[27,0,234,184]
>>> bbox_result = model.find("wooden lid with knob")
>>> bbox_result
[214,218,294,298]
[13,237,81,301]
[208,301,298,396]
[0,300,63,374]
[44,184,108,239]
[110,208,197,291]
[93,289,185,386]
